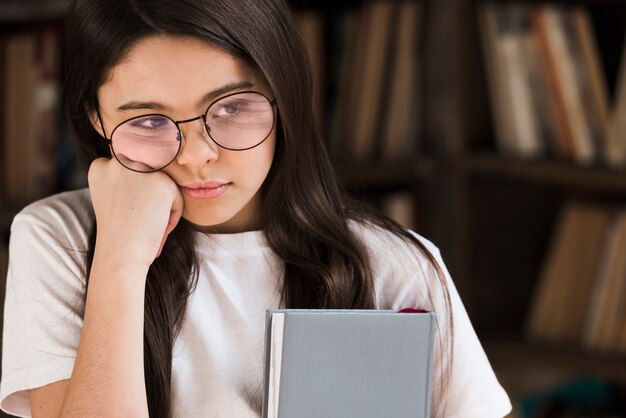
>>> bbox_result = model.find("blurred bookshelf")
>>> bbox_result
[1,0,626,417]
[468,154,626,194]
[296,0,626,416]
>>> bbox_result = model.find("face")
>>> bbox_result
[93,36,276,233]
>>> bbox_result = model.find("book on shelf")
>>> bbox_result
[295,9,326,131]
[479,3,611,166]
[332,2,370,159]
[380,190,418,230]
[543,5,595,165]
[262,309,435,418]
[327,7,359,155]
[422,0,466,156]
[478,3,544,159]
[526,202,626,355]
[350,0,395,164]
[380,0,421,162]
[606,36,626,168]
[571,7,611,161]
[581,211,626,353]
[532,6,576,160]
[326,0,422,165]
[3,33,37,202]
[2,26,62,204]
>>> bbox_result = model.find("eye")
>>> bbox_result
[129,115,171,130]
[216,102,242,116]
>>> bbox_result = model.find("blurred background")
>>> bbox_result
[1,0,626,416]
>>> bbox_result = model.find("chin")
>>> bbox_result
[180,193,260,233]
[181,205,256,233]
[182,207,230,227]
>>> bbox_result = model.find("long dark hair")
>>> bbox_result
[64,0,453,416]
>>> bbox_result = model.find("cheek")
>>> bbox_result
[241,135,276,183]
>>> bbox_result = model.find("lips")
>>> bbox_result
[180,182,231,199]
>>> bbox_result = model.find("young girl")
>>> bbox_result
[0,0,512,416]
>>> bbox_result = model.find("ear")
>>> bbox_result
[87,105,106,138]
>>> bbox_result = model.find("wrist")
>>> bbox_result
[86,254,149,320]
[90,245,151,294]
[93,237,155,275]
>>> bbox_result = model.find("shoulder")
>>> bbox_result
[12,188,93,242]
[348,219,442,274]
[1,190,92,416]
[16,188,92,224]
[347,219,445,310]
[11,189,93,255]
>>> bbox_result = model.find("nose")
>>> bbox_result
[175,116,219,166]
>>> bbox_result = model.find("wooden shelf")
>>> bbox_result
[336,159,437,191]
[467,154,626,195]
[485,339,626,402]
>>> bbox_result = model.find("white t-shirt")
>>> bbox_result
[1,189,512,418]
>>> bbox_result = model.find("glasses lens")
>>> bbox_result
[111,115,180,172]
[206,92,274,150]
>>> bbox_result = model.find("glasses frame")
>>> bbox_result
[97,90,278,173]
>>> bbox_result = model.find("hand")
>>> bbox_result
[88,158,184,269]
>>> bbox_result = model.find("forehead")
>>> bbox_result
[99,35,267,107]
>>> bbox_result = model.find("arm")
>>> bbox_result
[30,380,69,418]
[29,158,183,417]
[57,258,150,417]
[28,258,149,418]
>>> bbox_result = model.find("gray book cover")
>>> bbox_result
[262,309,436,418]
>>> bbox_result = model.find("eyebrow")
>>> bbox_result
[116,81,256,112]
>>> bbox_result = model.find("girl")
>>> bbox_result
[0,0,512,417]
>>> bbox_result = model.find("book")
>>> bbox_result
[539,6,595,165]
[582,210,626,353]
[2,26,62,203]
[3,33,38,202]
[606,35,626,167]
[478,3,518,157]
[500,4,543,159]
[262,309,435,418]
[619,310,626,353]
[351,0,395,163]
[479,3,544,159]
[422,0,465,156]
[523,8,560,158]
[380,0,421,163]
[526,203,610,344]
[570,6,610,162]
[296,10,326,130]
[532,6,576,160]
[327,8,359,154]
[581,211,624,352]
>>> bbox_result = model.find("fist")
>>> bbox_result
[88,158,184,268]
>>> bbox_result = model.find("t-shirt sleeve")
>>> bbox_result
[363,225,513,418]
[1,197,90,417]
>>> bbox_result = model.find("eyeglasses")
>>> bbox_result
[97,91,277,172]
